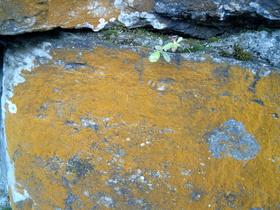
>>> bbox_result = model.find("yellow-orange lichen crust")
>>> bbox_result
[6,46,279,209]
[0,0,155,34]
[47,0,155,31]
[47,0,120,29]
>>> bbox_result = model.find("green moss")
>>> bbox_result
[190,44,210,52]
[220,50,232,57]
[100,24,218,55]
[134,28,165,39]
[233,44,253,61]
[101,24,167,46]
[257,27,273,33]
[207,37,220,43]
[181,38,200,46]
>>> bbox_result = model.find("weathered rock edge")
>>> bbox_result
[0,0,280,38]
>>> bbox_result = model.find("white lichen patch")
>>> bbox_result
[156,84,166,91]
[6,100,17,114]
[114,0,134,9]
[77,22,95,30]
[7,163,30,203]
[94,18,108,31]
[118,11,166,29]
[3,41,52,108]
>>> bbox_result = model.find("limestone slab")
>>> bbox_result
[2,34,280,209]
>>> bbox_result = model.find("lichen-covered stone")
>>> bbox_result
[2,33,280,209]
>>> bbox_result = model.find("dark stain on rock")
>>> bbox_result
[157,78,176,84]
[248,71,261,93]
[271,113,279,120]
[250,99,265,106]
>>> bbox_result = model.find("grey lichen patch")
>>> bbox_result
[207,119,260,162]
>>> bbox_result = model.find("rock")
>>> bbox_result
[92,26,280,72]
[0,0,160,35]
[209,30,280,68]
[154,0,280,38]
[2,32,279,209]
[0,0,280,38]
[0,158,10,209]
[0,38,10,210]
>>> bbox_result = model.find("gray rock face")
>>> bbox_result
[0,39,10,209]
[154,0,280,38]
[0,158,10,209]
[209,30,280,68]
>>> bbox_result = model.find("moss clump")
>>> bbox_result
[190,45,206,52]
[233,44,253,61]
[220,45,252,61]
[220,50,232,57]
[207,37,220,43]
[257,27,273,33]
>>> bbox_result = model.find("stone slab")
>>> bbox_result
[2,34,280,209]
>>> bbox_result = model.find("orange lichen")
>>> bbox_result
[6,45,279,209]
[47,0,131,30]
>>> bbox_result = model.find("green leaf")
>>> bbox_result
[177,37,183,42]
[162,43,174,51]
[149,51,161,62]
[155,45,162,50]
[162,51,171,63]
[159,39,163,45]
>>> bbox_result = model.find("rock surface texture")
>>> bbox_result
[0,0,280,209]
[2,32,280,209]
[0,0,280,38]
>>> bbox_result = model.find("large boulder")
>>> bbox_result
[2,31,279,209]
[0,0,280,38]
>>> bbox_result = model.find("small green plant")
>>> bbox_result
[149,37,183,63]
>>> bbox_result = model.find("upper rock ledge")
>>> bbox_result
[0,0,279,38]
